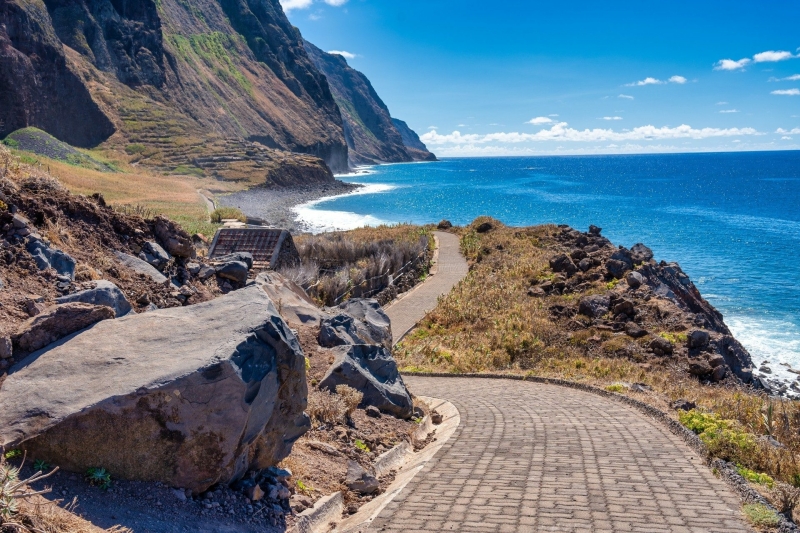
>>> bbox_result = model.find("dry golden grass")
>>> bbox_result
[395,218,800,489]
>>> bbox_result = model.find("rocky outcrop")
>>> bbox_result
[1,0,350,175]
[0,285,310,492]
[55,280,134,317]
[392,118,437,162]
[304,40,432,166]
[14,302,115,353]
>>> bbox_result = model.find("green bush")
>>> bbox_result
[210,206,246,223]
[742,503,779,528]
[605,384,625,393]
[125,143,146,155]
[736,465,774,487]
[680,410,757,463]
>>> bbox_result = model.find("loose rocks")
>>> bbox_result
[55,280,134,317]
[215,261,249,284]
[345,460,379,494]
[15,303,115,353]
[578,295,610,318]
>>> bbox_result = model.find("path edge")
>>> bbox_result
[403,371,798,533]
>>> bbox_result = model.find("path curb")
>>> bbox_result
[404,372,798,533]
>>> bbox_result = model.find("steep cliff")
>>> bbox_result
[0,0,350,179]
[304,40,434,165]
[392,118,437,162]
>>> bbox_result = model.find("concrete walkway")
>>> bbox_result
[368,377,751,533]
[385,231,469,344]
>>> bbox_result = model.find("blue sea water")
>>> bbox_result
[295,152,800,371]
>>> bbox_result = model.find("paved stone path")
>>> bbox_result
[384,231,469,345]
[368,377,750,533]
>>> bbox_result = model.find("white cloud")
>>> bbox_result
[328,50,356,59]
[769,74,800,82]
[618,94,634,99]
[281,0,313,10]
[457,124,467,127]
[527,116,553,125]
[428,126,437,130]
[420,122,760,146]
[601,116,623,121]
[626,77,663,86]
[716,101,728,105]
[719,109,739,113]
[323,0,348,4]
[548,114,559,117]
[782,136,793,140]
[669,75,687,84]
[776,128,800,134]
[753,50,797,63]
[714,58,751,71]
[772,89,800,96]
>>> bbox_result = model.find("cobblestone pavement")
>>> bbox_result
[368,377,751,533]
[385,231,468,345]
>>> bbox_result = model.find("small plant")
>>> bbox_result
[354,439,370,453]
[742,503,779,528]
[736,465,774,487]
[210,206,246,223]
[32,460,50,472]
[605,384,625,393]
[658,331,688,344]
[296,479,313,494]
[335,385,363,419]
[605,279,621,290]
[1,454,58,520]
[85,467,112,489]
[4,450,21,460]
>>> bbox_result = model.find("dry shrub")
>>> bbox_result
[306,386,364,425]
[281,225,432,306]
[209,206,246,223]
[335,385,363,418]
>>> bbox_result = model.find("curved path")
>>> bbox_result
[368,377,750,533]
[385,231,469,344]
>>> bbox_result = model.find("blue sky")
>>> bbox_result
[283,0,800,156]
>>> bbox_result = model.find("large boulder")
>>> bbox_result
[630,243,654,264]
[255,272,325,327]
[332,299,392,349]
[216,261,250,284]
[139,241,171,269]
[0,285,309,493]
[215,252,254,270]
[115,251,168,284]
[578,295,610,318]
[319,344,413,419]
[153,215,195,259]
[14,303,115,353]
[55,280,134,317]
[549,254,577,277]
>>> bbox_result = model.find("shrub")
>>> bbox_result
[124,144,146,155]
[679,410,757,464]
[335,385,363,418]
[742,503,779,528]
[737,465,774,487]
[605,384,625,393]
[210,206,246,223]
[1,454,58,520]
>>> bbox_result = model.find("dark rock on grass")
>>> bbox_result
[437,220,453,229]
[14,302,115,353]
[625,322,648,338]
[626,271,644,289]
[578,294,610,318]
[689,360,713,376]
[214,252,254,270]
[649,336,674,356]
[55,280,134,317]
[605,258,629,279]
[345,460,379,494]
[550,254,577,276]
[320,344,413,419]
[672,399,697,411]
[475,221,493,233]
[630,243,654,263]
[215,261,249,284]
[0,285,309,493]
[687,330,710,349]
[578,258,593,272]
[26,239,76,279]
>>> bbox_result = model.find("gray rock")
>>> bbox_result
[216,261,249,284]
[139,241,171,268]
[688,360,712,376]
[626,271,644,289]
[605,259,629,279]
[255,272,326,327]
[0,285,309,493]
[630,243,654,263]
[625,322,647,338]
[578,295,610,318]
[672,399,696,411]
[153,215,195,259]
[588,225,602,235]
[12,213,29,229]
[320,344,413,419]
[708,354,725,368]
[345,460,379,494]
[612,300,635,316]
[577,258,593,272]
[711,365,727,382]
[14,303,115,354]
[335,299,392,350]
[549,254,577,276]
[56,280,134,317]
[365,406,381,418]
[114,252,168,284]
[319,314,364,347]
[649,336,674,356]
[198,265,216,280]
[26,239,76,280]
[143,303,159,312]
[0,336,11,359]
[215,252,254,270]
[687,330,710,349]
[186,262,201,275]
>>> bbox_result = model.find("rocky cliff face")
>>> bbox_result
[0,0,349,178]
[304,40,435,166]
[392,118,437,162]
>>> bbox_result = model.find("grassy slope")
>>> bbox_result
[394,218,800,512]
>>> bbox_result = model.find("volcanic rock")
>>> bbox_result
[216,261,249,284]
[345,460,379,494]
[626,271,644,289]
[578,295,610,318]
[630,243,654,263]
[649,336,674,356]
[550,254,577,277]
[55,280,134,317]
[26,239,76,280]
[687,330,710,349]
[115,251,168,284]
[14,303,115,354]
[332,299,393,349]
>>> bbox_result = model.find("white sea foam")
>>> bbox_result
[293,182,397,233]
[727,314,800,380]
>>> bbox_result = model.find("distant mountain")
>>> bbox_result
[303,40,436,165]
[0,0,350,181]
[392,119,437,162]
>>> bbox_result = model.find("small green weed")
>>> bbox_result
[736,465,774,487]
[125,143,147,155]
[742,503,779,528]
[679,410,757,464]
[296,479,313,494]
[3,450,21,460]
[33,459,50,472]
[1,138,19,149]
[605,279,621,290]
[605,384,625,393]
[659,331,688,344]
[85,467,112,489]
[354,439,369,453]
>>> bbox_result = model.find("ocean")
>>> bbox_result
[294,152,800,372]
